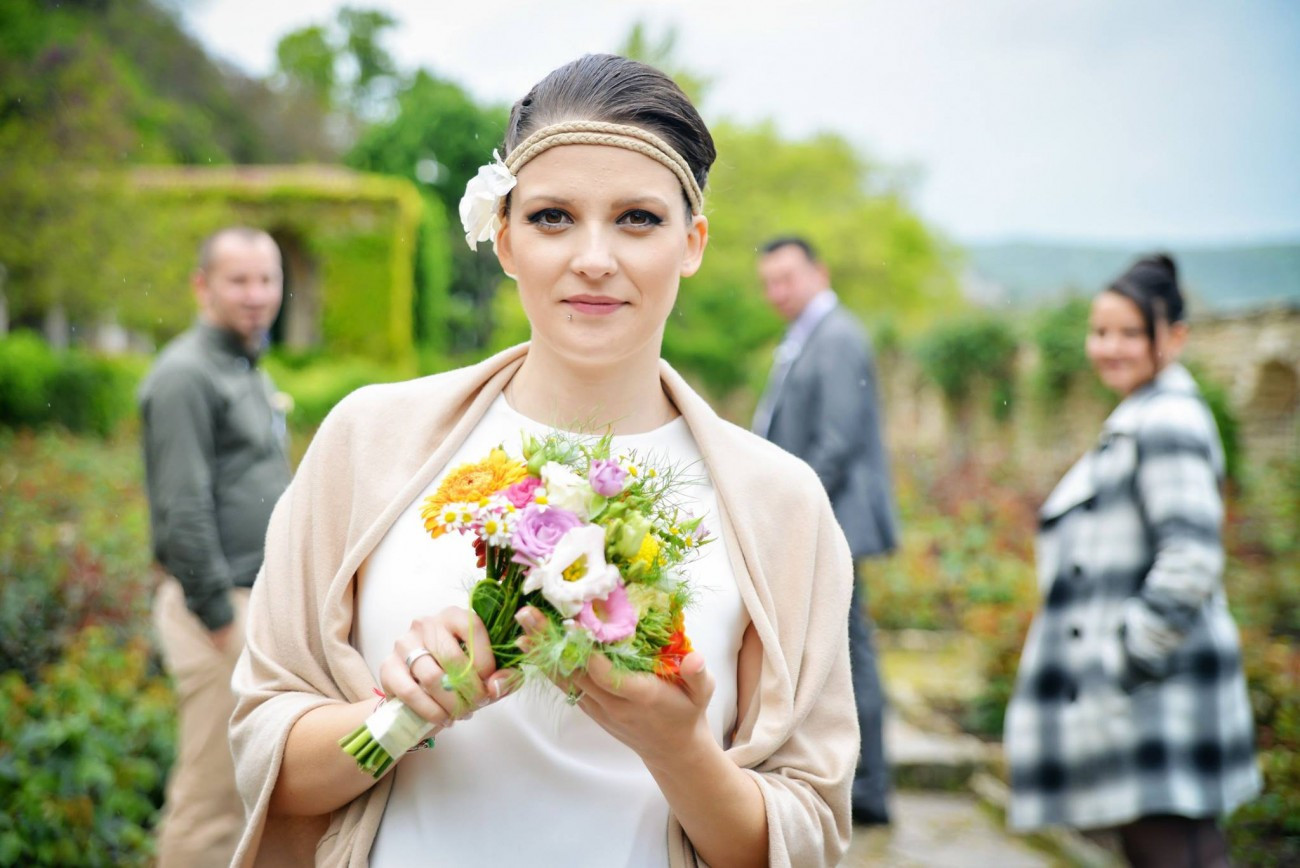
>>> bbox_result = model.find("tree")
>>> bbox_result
[346,70,508,354]
[273,6,400,151]
[617,23,711,106]
[614,24,961,399]
[0,0,334,341]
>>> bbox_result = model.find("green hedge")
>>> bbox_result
[129,168,436,365]
[264,352,414,429]
[0,334,139,437]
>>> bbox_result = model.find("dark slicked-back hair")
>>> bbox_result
[760,236,821,263]
[503,54,716,206]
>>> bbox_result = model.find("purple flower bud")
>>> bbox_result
[588,459,628,498]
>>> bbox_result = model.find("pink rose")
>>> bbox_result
[587,459,627,498]
[503,476,543,509]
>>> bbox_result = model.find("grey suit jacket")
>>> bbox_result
[765,306,898,558]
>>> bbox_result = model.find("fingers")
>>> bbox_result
[514,605,546,640]
[382,608,504,726]
[677,652,715,707]
[380,652,451,728]
[454,613,499,680]
[574,649,713,711]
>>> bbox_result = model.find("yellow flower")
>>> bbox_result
[421,448,527,538]
[633,533,661,569]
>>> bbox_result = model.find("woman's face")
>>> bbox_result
[495,143,707,369]
[1085,290,1184,397]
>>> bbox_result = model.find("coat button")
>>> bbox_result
[1082,498,1095,512]
[1072,564,1084,579]
[1069,626,1082,639]
[1066,683,1078,703]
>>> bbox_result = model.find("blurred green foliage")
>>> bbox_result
[0,334,139,437]
[263,351,412,429]
[346,71,508,355]
[917,316,1019,422]
[0,430,170,866]
[0,629,175,867]
[1031,295,1093,403]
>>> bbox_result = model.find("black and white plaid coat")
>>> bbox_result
[1004,363,1261,831]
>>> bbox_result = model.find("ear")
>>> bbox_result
[494,220,518,280]
[1161,320,1190,362]
[680,214,709,278]
[191,268,209,311]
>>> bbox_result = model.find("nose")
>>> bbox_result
[570,227,617,279]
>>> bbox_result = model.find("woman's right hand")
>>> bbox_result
[379,606,519,729]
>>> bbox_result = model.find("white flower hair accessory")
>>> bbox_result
[458,150,516,250]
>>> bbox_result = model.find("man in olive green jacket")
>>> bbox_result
[139,227,291,868]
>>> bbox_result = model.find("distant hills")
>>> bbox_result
[961,241,1300,316]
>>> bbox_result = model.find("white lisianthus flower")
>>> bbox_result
[533,524,621,617]
[458,150,516,250]
[541,461,599,517]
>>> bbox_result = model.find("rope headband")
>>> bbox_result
[458,120,704,250]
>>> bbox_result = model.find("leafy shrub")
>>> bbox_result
[1031,296,1092,403]
[1227,633,1300,865]
[0,627,174,867]
[0,334,139,437]
[0,430,154,682]
[1184,361,1243,486]
[916,317,1019,422]
[0,332,60,427]
[263,352,413,428]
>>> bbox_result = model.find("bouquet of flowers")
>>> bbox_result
[340,431,709,777]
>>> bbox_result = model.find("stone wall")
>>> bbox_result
[877,306,1299,481]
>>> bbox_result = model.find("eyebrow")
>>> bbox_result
[516,194,674,212]
[611,195,672,211]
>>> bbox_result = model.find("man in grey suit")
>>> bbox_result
[754,236,897,825]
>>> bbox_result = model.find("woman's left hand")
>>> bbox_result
[515,606,716,769]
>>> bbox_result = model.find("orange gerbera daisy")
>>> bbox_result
[421,448,528,537]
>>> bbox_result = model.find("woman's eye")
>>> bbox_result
[527,208,571,228]
[618,209,663,227]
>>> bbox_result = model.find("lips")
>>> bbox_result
[564,295,626,316]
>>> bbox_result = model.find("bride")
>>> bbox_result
[230,53,859,867]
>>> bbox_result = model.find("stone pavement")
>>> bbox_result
[837,707,1058,867]
[841,790,1058,867]
[832,635,1116,867]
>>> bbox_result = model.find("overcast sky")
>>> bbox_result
[182,0,1300,245]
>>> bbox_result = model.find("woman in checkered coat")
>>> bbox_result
[1004,255,1260,866]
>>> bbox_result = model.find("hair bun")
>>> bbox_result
[1142,252,1177,282]
[1109,252,1185,326]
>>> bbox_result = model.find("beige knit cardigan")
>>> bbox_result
[230,344,857,867]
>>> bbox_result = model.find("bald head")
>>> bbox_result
[193,228,283,350]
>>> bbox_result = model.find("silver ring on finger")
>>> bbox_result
[405,647,434,675]
[565,689,584,706]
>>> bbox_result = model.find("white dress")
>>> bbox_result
[355,394,747,867]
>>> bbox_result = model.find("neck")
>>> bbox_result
[506,339,676,435]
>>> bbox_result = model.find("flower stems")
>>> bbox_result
[339,723,395,778]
